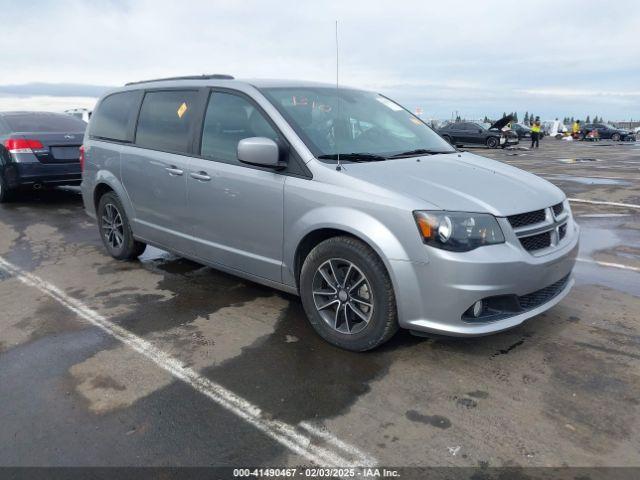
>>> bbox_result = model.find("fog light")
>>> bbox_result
[472,300,483,318]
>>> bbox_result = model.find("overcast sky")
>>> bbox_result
[1,0,638,120]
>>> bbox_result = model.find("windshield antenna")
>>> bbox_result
[335,20,342,172]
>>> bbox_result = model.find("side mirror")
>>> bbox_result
[237,137,285,169]
[478,129,483,133]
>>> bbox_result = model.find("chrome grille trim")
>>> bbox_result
[508,202,570,254]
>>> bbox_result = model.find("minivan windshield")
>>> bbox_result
[261,87,455,160]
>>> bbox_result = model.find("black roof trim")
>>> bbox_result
[125,74,235,86]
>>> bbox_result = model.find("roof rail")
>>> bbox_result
[125,74,235,86]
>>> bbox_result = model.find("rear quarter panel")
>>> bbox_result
[82,140,131,220]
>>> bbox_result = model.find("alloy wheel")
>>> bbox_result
[312,258,374,334]
[101,203,124,250]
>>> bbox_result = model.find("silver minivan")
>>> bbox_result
[81,75,579,351]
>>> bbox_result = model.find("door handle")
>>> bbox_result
[190,171,211,181]
[165,166,184,176]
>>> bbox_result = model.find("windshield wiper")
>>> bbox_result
[317,152,388,162]
[388,149,455,158]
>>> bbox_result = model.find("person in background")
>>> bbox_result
[572,119,581,139]
[530,119,541,148]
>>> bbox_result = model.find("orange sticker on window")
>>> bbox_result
[177,102,188,118]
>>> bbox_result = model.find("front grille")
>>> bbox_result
[518,275,570,310]
[559,223,567,240]
[552,202,564,216]
[520,231,552,251]
[508,209,546,228]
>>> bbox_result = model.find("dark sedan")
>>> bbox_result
[437,116,519,148]
[0,111,86,202]
[511,123,532,139]
[580,123,635,141]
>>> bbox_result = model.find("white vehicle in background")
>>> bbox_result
[543,120,568,139]
[64,108,91,123]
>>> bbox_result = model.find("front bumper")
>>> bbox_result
[390,218,579,336]
[4,162,81,188]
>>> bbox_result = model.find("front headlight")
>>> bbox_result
[413,211,505,252]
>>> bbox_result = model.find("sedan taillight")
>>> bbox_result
[4,138,44,154]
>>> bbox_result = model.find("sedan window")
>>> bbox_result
[4,112,86,133]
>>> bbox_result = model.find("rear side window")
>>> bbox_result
[90,91,142,142]
[4,113,86,133]
[135,90,199,153]
[200,91,280,164]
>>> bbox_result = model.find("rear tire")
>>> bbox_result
[611,133,621,142]
[441,135,452,144]
[486,137,499,148]
[97,192,146,260]
[0,171,13,203]
[299,236,398,351]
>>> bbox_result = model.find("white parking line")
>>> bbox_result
[0,256,376,468]
[568,198,640,209]
[577,258,640,273]
[543,175,640,181]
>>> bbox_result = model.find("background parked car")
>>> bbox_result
[511,123,532,139]
[581,123,634,141]
[64,108,92,123]
[437,116,519,148]
[543,120,569,139]
[0,111,86,202]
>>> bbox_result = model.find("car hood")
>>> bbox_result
[490,115,514,131]
[341,152,565,216]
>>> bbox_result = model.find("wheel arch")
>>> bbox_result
[287,209,413,303]
[93,182,114,212]
[90,170,136,223]
[293,228,357,289]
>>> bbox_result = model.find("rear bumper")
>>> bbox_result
[4,162,81,187]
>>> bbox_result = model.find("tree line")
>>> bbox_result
[478,111,605,125]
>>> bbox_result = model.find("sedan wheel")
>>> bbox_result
[486,137,499,148]
[611,133,621,142]
[0,171,13,203]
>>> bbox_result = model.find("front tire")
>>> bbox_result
[299,236,398,351]
[97,192,146,260]
[441,135,452,144]
[486,137,499,148]
[611,133,621,142]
